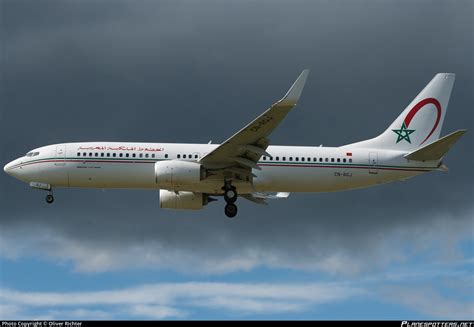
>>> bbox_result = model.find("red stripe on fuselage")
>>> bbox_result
[9,159,156,169]
[9,159,434,173]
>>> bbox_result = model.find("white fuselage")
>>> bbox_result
[3,142,439,195]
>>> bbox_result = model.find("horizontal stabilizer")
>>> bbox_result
[404,129,467,161]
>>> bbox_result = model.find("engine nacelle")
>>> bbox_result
[159,189,207,210]
[155,160,203,188]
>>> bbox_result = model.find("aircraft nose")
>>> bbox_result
[4,160,18,177]
[4,162,11,174]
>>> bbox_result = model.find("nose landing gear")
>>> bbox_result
[46,194,54,204]
[29,182,55,204]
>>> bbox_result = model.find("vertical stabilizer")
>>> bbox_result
[348,73,455,151]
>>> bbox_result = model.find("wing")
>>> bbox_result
[199,70,309,170]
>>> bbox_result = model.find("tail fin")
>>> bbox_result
[349,73,455,151]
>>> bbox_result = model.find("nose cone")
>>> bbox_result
[4,161,12,174]
[4,160,20,178]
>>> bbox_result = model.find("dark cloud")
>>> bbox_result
[1,0,473,274]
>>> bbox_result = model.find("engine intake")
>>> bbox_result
[155,160,203,188]
[159,190,208,210]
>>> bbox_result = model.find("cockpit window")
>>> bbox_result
[25,152,40,157]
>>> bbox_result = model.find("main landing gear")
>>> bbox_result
[225,203,238,218]
[223,182,238,218]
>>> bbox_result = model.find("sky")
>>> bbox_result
[0,0,473,320]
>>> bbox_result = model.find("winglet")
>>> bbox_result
[278,69,310,106]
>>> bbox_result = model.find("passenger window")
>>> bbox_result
[343,158,346,163]
[194,154,198,159]
[270,157,273,161]
[319,158,323,162]
[77,153,80,157]
[296,157,299,161]
[325,158,328,162]
[152,154,155,158]
[276,156,279,161]
[349,158,353,163]
[313,158,316,162]
[89,153,92,157]
[177,154,181,159]
[283,157,286,161]
[165,154,169,159]
[95,153,98,157]
[119,153,123,157]
[132,153,136,158]
[113,153,116,157]
[289,157,293,161]
[183,154,187,159]
[126,153,129,158]
[301,157,305,162]
[83,152,86,156]
[337,158,340,162]
[139,153,143,158]
[107,153,110,157]
[331,158,334,162]
[308,157,311,162]
[263,156,267,161]
[145,154,149,158]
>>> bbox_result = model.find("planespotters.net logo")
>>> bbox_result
[392,97,442,145]
[401,322,474,327]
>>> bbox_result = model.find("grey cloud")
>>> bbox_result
[0,1,473,277]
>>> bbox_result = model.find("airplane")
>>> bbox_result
[3,71,467,218]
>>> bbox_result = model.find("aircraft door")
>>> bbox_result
[369,152,378,174]
[55,145,66,166]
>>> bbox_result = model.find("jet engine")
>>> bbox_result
[159,189,209,210]
[155,160,203,188]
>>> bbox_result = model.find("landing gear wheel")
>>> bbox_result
[224,188,237,203]
[45,194,54,204]
[225,203,238,218]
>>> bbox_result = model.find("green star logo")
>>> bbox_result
[392,122,415,144]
